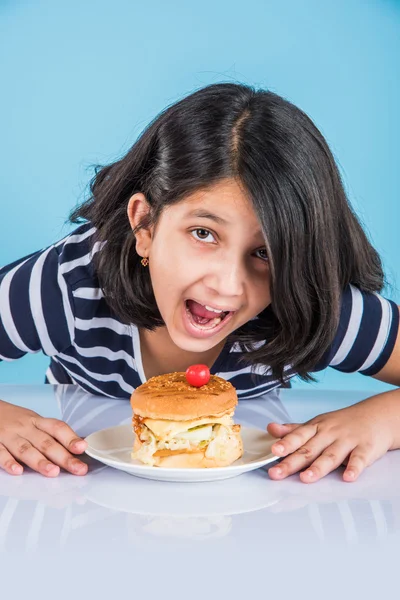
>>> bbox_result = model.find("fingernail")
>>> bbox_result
[274,444,285,454]
[74,463,87,473]
[346,470,355,479]
[45,463,57,472]
[11,464,23,474]
[272,467,282,476]
[73,440,87,450]
[304,470,314,478]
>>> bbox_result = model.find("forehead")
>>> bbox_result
[167,179,264,235]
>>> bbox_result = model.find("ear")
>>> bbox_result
[127,193,153,258]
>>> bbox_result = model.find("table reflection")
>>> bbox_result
[0,385,399,551]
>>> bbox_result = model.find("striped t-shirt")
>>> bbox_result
[0,222,398,399]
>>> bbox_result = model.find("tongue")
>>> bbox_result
[187,300,221,320]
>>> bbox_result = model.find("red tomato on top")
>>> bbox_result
[185,364,211,387]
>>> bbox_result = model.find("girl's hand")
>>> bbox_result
[266,394,399,483]
[0,399,88,477]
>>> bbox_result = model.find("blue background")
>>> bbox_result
[0,0,399,393]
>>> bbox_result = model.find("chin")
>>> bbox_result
[165,319,213,347]
[176,334,215,350]
[172,330,224,353]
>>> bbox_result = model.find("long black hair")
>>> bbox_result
[68,82,385,383]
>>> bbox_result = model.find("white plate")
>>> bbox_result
[84,424,279,482]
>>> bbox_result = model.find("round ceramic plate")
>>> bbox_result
[84,424,279,482]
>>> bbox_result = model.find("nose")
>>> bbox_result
[203,255,245,300]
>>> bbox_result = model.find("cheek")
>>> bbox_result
[148,250,189,304]
[251,274,271,311]
[150,234,190,271]
[150,237,205,289]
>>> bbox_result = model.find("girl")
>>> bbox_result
[0,83,399,482]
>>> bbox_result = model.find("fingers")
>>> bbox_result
[29,429,88,476]
[5,436,61,477]
[342,446,380,482]
[268,434,337,480]
[0,443,23,476]
[0,408,89,478]
[2,430,89,478]
[270,422,318,457]
[34,417,87,455]
[298,441,353,483]
[303,442,387,484]
[269,441,383,484]
[267,422,301,438]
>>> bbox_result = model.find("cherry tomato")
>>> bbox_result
[185,364,210,387]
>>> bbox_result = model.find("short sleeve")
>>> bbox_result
[314,284,399,376]
[0,245,75,361]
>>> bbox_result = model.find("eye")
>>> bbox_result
[254,247,269,262]
[190,228,216,243]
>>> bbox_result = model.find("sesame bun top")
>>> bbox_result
[130,372,238,420]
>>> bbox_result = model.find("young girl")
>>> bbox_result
[0,83,399,482]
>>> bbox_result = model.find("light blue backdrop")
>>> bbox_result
[0,0,399,393]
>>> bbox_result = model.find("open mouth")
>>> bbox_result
[183,299,235,337]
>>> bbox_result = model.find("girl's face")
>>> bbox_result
[128,179,271,353]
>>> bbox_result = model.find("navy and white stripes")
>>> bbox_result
[314,284,399,376]
[1,222,398,399]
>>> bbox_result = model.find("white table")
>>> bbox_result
[0,384,399,599]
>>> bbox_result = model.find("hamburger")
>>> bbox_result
[130,372,243,468]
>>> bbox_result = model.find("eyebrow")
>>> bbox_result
[186,209,230,226]
[186,207,265,241]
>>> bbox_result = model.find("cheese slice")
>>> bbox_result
[143,414,233,440]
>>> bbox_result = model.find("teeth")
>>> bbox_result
[204,304,223,313]
[185,305,223,330]
[194,317,222,330]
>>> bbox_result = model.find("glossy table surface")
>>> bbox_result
[0,384,398,598]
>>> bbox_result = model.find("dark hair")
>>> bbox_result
[68,82,385,383]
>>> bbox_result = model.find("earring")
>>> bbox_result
[141,257,149,267]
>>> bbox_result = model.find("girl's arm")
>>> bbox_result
[370,311,400,387]
[0,246,75,361]
[0,243,88,477]
[267,305,400,483]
